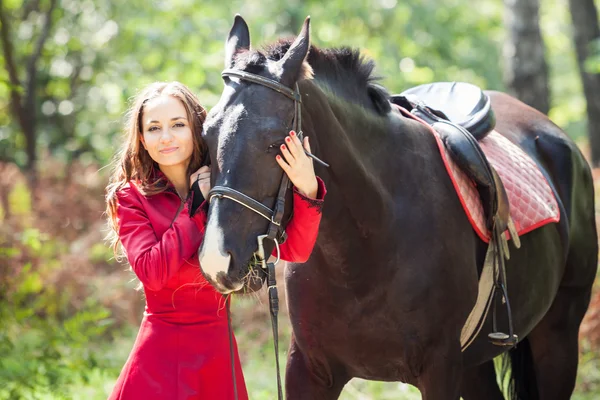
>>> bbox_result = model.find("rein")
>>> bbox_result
[208,68,326,400]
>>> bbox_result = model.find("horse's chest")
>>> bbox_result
[289,294,424,384]
[308,323,421,383]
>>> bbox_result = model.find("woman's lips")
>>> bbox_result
[160,147,178,154]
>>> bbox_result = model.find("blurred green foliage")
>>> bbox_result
[0,257,114,399]
[0,0,593,170]
[1,0,599,398]
[0,180,118,399]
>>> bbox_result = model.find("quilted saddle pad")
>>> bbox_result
[402,109,560,242]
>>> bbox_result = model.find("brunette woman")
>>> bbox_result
[105,81,326,399]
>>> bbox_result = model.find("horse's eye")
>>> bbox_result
[267,142,283,152]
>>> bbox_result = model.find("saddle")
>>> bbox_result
[391,82,509,233]
[390,82,519,348]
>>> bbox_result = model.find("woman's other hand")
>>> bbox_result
[276,131,318,199]
[190,165,211,200]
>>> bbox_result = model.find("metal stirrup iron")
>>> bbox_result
[488,222,518,346]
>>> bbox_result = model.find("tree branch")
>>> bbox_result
[0,2,23,111]
[70,59,83,95]
[25,0,57,109]
[21,0,41,20]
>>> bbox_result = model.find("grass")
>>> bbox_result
[58,292,599,399]
[70,295,423,400]
[233,294,423,399]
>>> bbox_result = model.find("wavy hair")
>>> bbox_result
[105,82,207,258]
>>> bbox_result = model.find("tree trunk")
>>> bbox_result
[568,0,600,167]
[0,0,56,180]
[503,0,550,115]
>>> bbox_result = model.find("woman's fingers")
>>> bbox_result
[199,180,211,199]
[192,166,211,199]
[190,165,211,187]
[280,143,295,165]
[286,131,305,159]
[286,131,313,164]
[303,136,311,154]
[278,131,314,170]
[276,154,291,173]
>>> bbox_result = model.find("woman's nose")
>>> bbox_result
[159,129,174,143]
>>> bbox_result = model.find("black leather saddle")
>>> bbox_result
[390,82,508,233]
[392,82,496,140]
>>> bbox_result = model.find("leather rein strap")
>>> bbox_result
[210,68,305,400]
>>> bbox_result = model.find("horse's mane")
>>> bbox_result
[233,39,392,115]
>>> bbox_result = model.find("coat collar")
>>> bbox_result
[151,166,176,190]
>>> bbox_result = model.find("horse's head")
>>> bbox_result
[198,15,312,293]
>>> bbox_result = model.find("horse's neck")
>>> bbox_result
[303,83,408,235]
[302,81,435,259]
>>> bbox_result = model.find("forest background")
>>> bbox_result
[1,0,600,398]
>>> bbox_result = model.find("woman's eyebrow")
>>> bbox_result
[147,116,187,124]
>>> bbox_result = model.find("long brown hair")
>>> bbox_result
[105,81,207,257]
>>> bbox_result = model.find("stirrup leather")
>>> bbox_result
[488,218,519,347]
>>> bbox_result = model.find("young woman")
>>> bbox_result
[104,81,326,399]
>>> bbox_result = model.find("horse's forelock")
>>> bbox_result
[232,41,313,83]
[232,50,267,74]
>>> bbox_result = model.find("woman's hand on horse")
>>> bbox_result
[190,165,211,200]
[276,130,318,199]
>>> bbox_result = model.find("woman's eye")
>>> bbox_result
[174,122,185,128]
[148,126,159,132]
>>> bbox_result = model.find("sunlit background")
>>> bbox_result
[1,0,599,398]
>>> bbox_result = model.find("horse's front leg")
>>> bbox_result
[416,340,463,400]
[285,333,349,400]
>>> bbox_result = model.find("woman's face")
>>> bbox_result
[140,95,194,170]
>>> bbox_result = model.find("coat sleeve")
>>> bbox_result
[116,185,208,291]
[275,177,327,263]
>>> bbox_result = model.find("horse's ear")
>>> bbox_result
[225,14,250,69]
[276,16,311,86]
[368,84,392,115]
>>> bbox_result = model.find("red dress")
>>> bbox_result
[109,176,326,400]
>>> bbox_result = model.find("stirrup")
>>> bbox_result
[488,223,518,347]
[488,283,518,346]
[488,332,518,346]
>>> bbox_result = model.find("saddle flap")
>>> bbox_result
[432,120,509,232]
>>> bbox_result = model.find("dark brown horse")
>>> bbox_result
[198,16,598,400]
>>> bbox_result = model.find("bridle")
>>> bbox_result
[210,69,305,243]
[207,68,324,400]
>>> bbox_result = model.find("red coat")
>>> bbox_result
[109,175,326,400]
